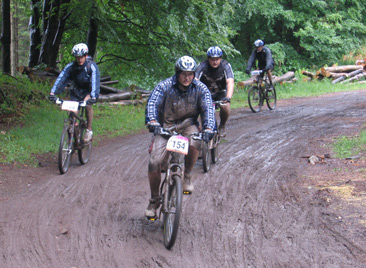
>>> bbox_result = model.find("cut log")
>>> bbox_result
[332,69,364,84]
[100,80,119,85]
[100,76,112,82]
[237,79,256,88]
[321,65,363,75]
[273,71,295,84]
[98,92,134,102]
[329,72,349,79]
[100,84,124,94]
[301,70,316,79]
[340,72,366,84]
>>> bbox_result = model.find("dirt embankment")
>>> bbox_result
[0,90,366,267]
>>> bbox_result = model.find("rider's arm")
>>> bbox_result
[246,49,256,72]
[197,82,215,130]
[223,61,235,99]
[226,78,234,99]
[50,62,73,95]
[145,78,170,123]
[264,47,274,71]
[90,62,100,99]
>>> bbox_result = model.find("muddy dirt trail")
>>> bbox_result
[1,91,366,268]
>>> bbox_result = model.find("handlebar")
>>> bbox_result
[54,98,88,107]
[250,70,263,76]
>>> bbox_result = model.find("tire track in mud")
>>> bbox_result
[1,91,366,267]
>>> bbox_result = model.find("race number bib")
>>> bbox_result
[61,101,79,112]
[166,135,189,155]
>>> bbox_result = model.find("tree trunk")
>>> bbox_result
[29,0,42,67]
[10,1,19,76]
[87,2,98,58]
[48,0,71,68]
[1,0,11,73]
[39,0,70,67]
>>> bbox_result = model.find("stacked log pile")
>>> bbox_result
[17,66,151,104]
[301,59,366,84]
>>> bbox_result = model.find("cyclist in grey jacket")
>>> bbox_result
[49,43,100,142]
[145,56,215,218]
[245,39,275,90]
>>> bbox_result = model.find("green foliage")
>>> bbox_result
[333,130,366,159]
[0,74,50,122]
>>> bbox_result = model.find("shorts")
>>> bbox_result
[148,124,200,173]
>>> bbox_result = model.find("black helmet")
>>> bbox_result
[175,56,198,72]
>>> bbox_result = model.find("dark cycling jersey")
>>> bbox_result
[145,74,215,131]
[195,59,234,95]
[51,57,100,101]
[246,46,274,72]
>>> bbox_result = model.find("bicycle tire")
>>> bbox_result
[163,174,182,249]
[202,141,211,172]
[78,122,92,165]
[211,134,219,164]
[266,87,277,110]
[248,86,262,113]
[58,125,73,174]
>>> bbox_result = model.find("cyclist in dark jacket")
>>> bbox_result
[195,46,234,137]
[49,43,100,142]
[245,39,275,90]
[145,56,215,218]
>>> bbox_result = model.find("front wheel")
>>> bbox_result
[211,134,219,164]
[202,141,211,172]
[78,123,92,165]
[163,175,182,249]
[248,86,262,113]
[58,125,73,174]
[266,87,277,110]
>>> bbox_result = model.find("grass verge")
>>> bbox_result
[1,75,366,166]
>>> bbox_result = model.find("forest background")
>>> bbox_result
[1,0,366,88]
[1,0,366,165]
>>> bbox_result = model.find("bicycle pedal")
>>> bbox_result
[146,216,158,221]
[183,190,192,195]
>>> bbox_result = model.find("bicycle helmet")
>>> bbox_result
[72,43,88,57]
[207,46,223,58]
[254,39,264,47]
[175,56,198,72]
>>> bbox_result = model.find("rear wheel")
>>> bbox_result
[78,123,92,165]
[266,87,277,110]
[248,86,262,113]
[163,175,182,249]
[202,141,211,172]
[58,125,73,174]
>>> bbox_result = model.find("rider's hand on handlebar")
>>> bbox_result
[202,129,214,142]
[48,94,57,103]
[86,98,97,105]
[147,121,161,133]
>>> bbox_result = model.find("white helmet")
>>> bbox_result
[175,56,198,72]
[254,39,264,47]
[72,43,88,57]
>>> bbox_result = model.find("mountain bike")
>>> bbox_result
[248,70,277,113]
[55,98,92,174]
[148,120,197,249]
[200,100,224,172]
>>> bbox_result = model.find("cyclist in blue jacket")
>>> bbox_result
[49,43,100,142]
